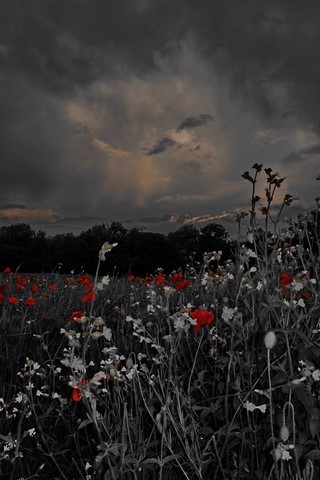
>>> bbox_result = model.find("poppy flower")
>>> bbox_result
[25,297,36,306]
[72,388,82,402]
[31,284,39,292]
[155,272,166,285]
[280,274,294,289]
[175,280,190,291]
[4,267,11,274]
[0,284,9,292]
[0,293,3,303]
[301,290,312,299]
[70,311,85,323]
[128,275,135,281]
[169,272,183,283]
[71,379,88,401]
[81,292,97,303]
[8,297,19,305]
[190,309,215,334]
[48,283,57,291]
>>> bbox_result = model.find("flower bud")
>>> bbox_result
[264,331,277,349]
[280,425,290,442]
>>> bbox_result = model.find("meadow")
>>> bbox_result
[0,165,320,480]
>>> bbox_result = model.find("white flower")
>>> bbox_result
[102,275,110,285]
[297,298,305,308]
[244,401,267,413]
[292,280,304,292]
[256,281,263,291]
[99,242,118,261]
[103,327,112,340]
[222,306,237,322]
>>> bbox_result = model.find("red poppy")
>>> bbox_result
[0,284,9,292]
[71,379,88,402]
[25,297,36,306]
[140,276,153,284]
[128,275,135,281]
[70,311,85,323]
[280,274,294,289]
[0,293,3,303]
[155,272,166,285]
[8,297,19,305]
[31,284,39,292]
[169,272,183,283]
[4,267,11,274]
[16,282,24,291]
[72,388,82,402]
[175,280,190,291]
[190,309,215,334]
[301,290,312,299]
[48,283,57,291]
[81,292,97,303]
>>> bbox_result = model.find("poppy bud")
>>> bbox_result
[264,331,277,349]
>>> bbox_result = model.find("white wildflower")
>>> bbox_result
[222,306,237,322]
[244,401,267,413]
[256,281,263,291]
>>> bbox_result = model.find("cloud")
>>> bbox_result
[145,114,209,155]
[92,138,130,158]
[0,207,59,222]
[253,129,288,147]
[145,137,177,155]
[177,114,213,130]
[154,194,212,205]
[282,144,320,164]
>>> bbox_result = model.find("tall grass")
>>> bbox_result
[0,165,319,479]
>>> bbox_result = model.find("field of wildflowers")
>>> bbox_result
[0,166,320,480]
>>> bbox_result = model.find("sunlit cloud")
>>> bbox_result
[0,207,59,222]
[154,194,212,205]
[253,129,288,147]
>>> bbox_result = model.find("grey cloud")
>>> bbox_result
[177,114,213,130]
[282,144,320,164]
[1,0,320,133]
[1,203,28,210]
[145,137,176,155]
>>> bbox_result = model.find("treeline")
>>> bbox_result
[2,208,319,276]
[0,221,232,275]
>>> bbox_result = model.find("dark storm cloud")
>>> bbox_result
[145,137,177,156]
[0,72,69,205]
[1,203,27,210]
[282,144,320,164]
[2,0,320,126]
[177,114,213,130]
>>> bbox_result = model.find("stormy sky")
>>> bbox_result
[1,0,320,229]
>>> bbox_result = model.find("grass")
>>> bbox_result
[0,166,320,479]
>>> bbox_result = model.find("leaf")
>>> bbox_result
[309,417,320,439]
[78,418,93,430]
[305,449,320,460]
[162,454,182,465]
[292,384,315,414]
[141,458,161,466]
